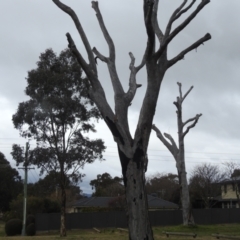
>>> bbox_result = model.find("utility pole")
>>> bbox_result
[18,142,34,236]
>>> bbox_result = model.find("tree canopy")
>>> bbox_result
[27,170,82,202]
[12,48,105,236]
[0,152,22,212]
[145,172,180,204]
[90,172,124,197]
[189,163,225,208]
[12,48,105,183]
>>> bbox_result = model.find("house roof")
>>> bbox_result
[72,197,112,208]
[147,195,178,209]
[71,195,178,209]
[220,178,240,184]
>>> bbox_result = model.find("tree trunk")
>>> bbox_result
[60,166,67,237]
[120,148,153,240]
[178,145,194,225]
[60,186,67,237]
[179,169,194,225]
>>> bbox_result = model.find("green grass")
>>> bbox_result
[0,221,240,239]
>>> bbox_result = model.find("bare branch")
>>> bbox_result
[125,52,143,104]
[154,0,210,61]
[144,0,155,58]
[152,124,178,158]
[182,113,202,138]
[177,82,183,100]
[66,33,92,78]
[92,1,115,61]
[163,132,179,153]
[175,0,197,21]
[152,0,164,43]
[182,85,194,103]
[165,0,188,37]
[92,47,108,63]
[52,0,97,73]
[91,1,123,97]
[168,0,210,44]
[167,33,211,68]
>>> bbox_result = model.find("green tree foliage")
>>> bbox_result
[0,152,22,212]
[27,171,82,204]
[5,219,22,236]
[26,223,36,236]
[145,173,180,204]
[6,194,60,220]
[11,48,105,236]
[90,172,124,197]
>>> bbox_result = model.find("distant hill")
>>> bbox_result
[82,193,92,198]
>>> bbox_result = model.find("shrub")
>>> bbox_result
[5,218,22,236]
[26,214,35,226]
[26,223,36,236]
[2,211,19,222]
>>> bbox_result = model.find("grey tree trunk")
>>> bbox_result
[52,0,211,238]
[60,187,66,237]
[153,83,202,225]
[60,168,67,237]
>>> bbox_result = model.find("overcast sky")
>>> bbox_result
[1,0,240,194]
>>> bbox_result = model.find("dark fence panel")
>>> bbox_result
[229,208,240,224]
[210,209,230,224]
[149,210,182,226]
[193,209,212,225]
[36,209,240,232]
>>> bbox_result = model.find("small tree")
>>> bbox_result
[12,49,105,237]
[222,162,240,202]
[189,163,225,208]
[51,1,211,238]
[152,82,201,225]
[90,172,124,197]
[145,173,180,204]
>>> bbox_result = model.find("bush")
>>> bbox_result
[5,218,22,236]
[26,223,36,236]
[26,214,35,226]
[2,211,20,222]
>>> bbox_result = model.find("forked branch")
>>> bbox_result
[152,124,178,158]
[66,33,92,78]
[182,113,202,138]
[52,0,97,74]
[165,0,188,37]
[92,1,115,61]
[152,0,164,43]
[91,1,124,97]
[154,0,210,61]
[167,33,211,68]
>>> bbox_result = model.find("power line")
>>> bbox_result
[1,143,240,156]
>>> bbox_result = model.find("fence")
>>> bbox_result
[36,209,240,231]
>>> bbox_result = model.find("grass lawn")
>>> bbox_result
[0,222,240,239]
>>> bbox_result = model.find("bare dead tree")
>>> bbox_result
[51,0,211,239]
[189,163,225,208]
[223,162,240,203]
[152,82,202,225]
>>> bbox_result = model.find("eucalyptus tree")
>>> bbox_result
[152,82,202,225]
[12,48,105,237]
[51,0,211,239]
